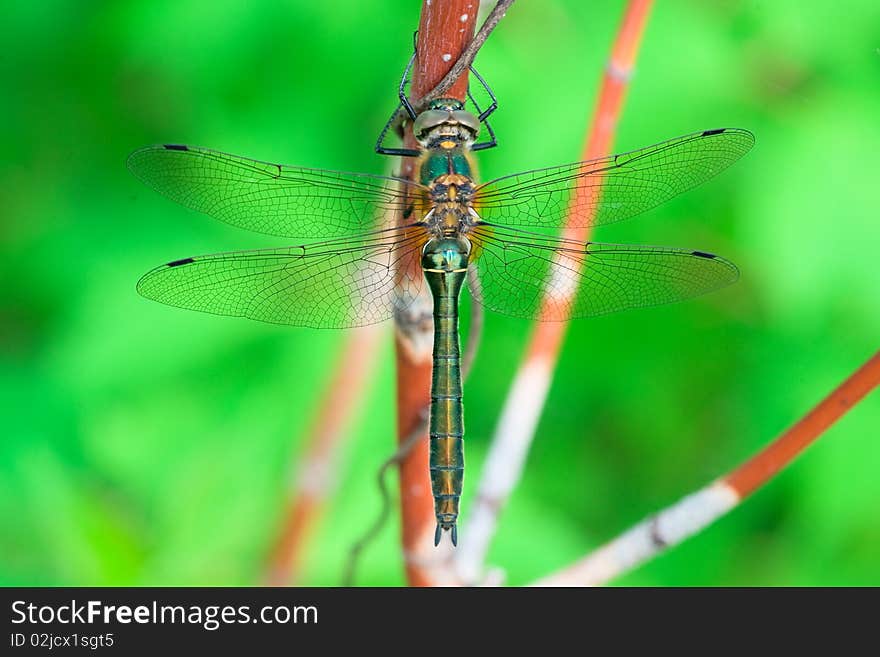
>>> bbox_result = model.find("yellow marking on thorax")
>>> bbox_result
[440,140,456,149]
[434,173,471,186]
[440,210,459,232]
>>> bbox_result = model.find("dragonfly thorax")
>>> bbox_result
[430,174,476,202]
[426,173,478,237]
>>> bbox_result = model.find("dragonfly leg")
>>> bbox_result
[468,64,498,152]
[469,65,498,122]
[375,106,421,157]
[398,51,417,120]
[375,51,421,157]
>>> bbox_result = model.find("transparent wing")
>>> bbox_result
[127,144,427,239]
[468,223,738,321]
[474,128,754,229]
[137,224,429,328]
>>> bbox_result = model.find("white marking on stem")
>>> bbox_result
[405,524,457,586]
[531,481,741,586]
[295,457,334,496]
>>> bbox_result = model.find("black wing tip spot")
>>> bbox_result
[691,250,717,259]
[166,257,195,267]
[701,128,726,137]
[163,144,189,151]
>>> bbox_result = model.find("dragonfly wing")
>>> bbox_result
[128,144,427,239]
[137,224,429,328]
[474,128,754,229]
[468,224,738,321]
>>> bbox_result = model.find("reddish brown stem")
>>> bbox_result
[415,0,514,109]
[394,0,477,587]
[726,350,880,497]
[532,0,654,358]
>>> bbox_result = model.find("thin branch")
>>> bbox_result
[264,325,384,586]
[533,349,880,586]
[723,351,880,497]
[453,0,656,586]
[342,408,429,587]
[414,0,516,111]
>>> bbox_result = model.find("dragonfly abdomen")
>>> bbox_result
[422,237,469,546]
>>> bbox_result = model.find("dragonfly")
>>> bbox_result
[129,68,753,547]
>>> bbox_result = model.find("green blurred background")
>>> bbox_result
[2,0,878,586]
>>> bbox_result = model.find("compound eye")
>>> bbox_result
[413,109,449,141]
[452,110,480,138]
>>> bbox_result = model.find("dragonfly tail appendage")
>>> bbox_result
[434,521,458,547]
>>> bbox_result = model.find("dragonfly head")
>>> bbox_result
[422,236,471,272]
[413,100,480,148]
